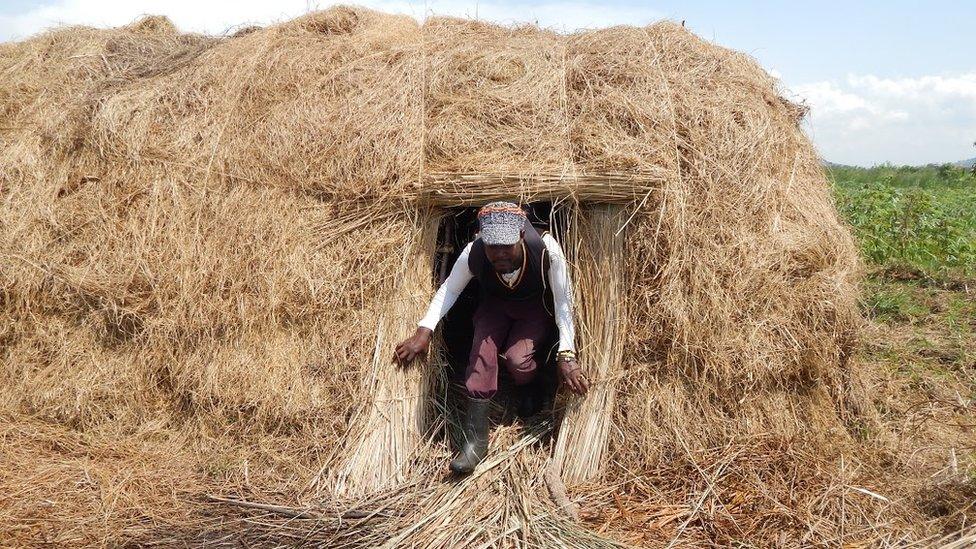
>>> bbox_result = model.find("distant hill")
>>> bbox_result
[823,159,975,169]
[823,161,857,169]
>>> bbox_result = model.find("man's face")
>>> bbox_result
[484,234,523,273]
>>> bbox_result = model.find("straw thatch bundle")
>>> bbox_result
[1,6,938,547]
[553,204,628,484]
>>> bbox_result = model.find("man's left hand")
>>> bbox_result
[558,358,588,395]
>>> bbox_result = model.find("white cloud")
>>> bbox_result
[787,72,976,166]
[792,81,875,115]
[848,73,976,100]
[0,0,659,41]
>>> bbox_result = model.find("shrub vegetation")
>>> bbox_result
[831,164,976,278]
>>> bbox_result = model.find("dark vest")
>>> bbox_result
[468,222,551,304]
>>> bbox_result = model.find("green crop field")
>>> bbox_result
[832,164,976,279]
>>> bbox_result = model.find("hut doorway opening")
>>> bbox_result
[433,202,565,420]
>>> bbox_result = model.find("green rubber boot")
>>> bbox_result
[449,397,490,475]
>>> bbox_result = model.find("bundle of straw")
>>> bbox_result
[552,204,628,485]
[419,172,663,206]
[329,210,443,496]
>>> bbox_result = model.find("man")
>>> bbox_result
[393,201,587,475]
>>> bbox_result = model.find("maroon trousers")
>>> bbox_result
[465,297,552,399]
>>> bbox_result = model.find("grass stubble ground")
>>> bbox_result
[862,273,976,531]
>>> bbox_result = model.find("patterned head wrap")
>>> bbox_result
[477,201,526,245]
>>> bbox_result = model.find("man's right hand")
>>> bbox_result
[393,327,433,366]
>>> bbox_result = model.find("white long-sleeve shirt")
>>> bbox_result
[418,233,576,352]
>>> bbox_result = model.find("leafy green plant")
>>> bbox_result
[832,166,976,278]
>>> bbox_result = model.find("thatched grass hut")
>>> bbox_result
[0,6,936,547]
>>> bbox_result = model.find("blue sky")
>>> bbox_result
[1,0,974,166]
